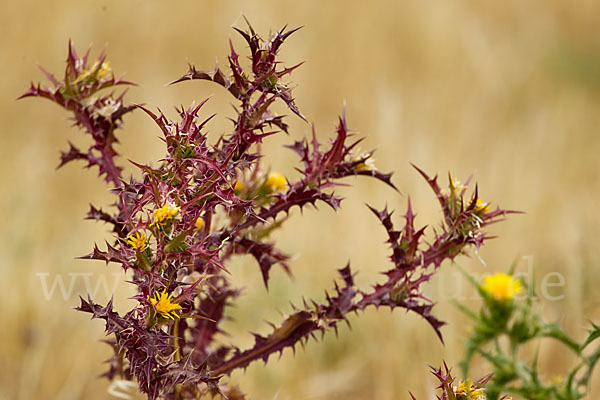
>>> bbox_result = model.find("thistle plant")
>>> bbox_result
[21,21,515,399]
[455,268,600,400]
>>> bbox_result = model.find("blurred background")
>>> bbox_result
[2,0,600,399]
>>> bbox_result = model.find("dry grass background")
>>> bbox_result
[2,1,600,399]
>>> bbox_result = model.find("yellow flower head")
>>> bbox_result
[126,231,149,251]
[356,157,376,172]
[265,172,288,193]
[473,198,490,214]
[234,180,245,193]
[481,273,523,302]
[352,150,376,172]
[73,60,112,84]
[195,216,205,231]
[455,378,486,400]
[149,289,182,320]
[150,202,180,227]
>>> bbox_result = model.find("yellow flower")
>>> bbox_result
[473,198,490,214]
[126,231,149,251]
[265,172,288,193]
[356,157,376,172]
[549,375,564,385]
[234,180,245,193]
[195,216,205,231]
[149,289,182,320]
[351,150,376,172]
[481,273,523,302]
[455,378,486,400]
[150,202,180,227]
[73,60,112,84]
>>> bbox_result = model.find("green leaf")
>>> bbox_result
[580,321,600,350]
[136,249,152,271]
[541,322,581,353]
[165,231,188,253]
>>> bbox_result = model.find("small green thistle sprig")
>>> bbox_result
[456,266,600,400]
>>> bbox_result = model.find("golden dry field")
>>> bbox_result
[2,1,600,399]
